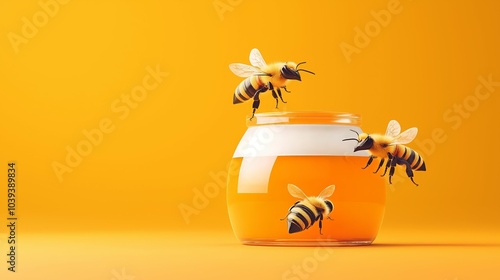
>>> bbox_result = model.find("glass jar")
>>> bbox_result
[227,112,386,246]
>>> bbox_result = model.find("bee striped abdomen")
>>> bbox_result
[287,202,318,234]
[232,76,265,104]
[396,145,426,171]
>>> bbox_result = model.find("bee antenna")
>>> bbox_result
[297,69,315,75]
[295,61,315,75]
[342,129,360,142]
[342,138,359,142]
[296,62,306,69]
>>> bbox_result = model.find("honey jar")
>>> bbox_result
[227,112,386,246]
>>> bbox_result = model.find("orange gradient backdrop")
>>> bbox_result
[1,0,500,236]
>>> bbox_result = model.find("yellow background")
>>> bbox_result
[1,0,499,279]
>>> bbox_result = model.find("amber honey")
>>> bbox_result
[227,112,386,246]
[227,155,385,245]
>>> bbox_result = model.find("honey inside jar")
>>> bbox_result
[227,112,386,246]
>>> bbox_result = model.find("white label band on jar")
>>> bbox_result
[233,124,368,158]
[233,124,369,193]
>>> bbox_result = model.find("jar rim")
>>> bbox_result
[247,111,361,126]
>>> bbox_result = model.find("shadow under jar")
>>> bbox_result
[227,112,386,246]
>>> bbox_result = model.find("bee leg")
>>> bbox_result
[381,153,393,177]
[410,177,419,186]
[277,88,287,104]
[373,158,385,174]
[388,155,398,184]
[318,214,324,235]
[362,155,375,169]
[401,160,419,186]
[267,83,280,109]
[249,91,262,121]
[271,89,279,108]
[381,157,392,177]
[283,86,291,93]
[250,108,258,121]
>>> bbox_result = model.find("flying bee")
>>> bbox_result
[280,184,335,234]
[229,48,315,120]
[343,120,427,186]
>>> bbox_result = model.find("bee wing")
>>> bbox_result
[249,48,267,69]
[385,120,401,137]
[393,127,418,145]
[317,185,335,199]
[287,184,308,199]
[229,63,263,78]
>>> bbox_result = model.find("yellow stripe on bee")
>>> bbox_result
[396,146,423,169]
[412,151,424,169]
[233,84,245,102]
[301,200,319,217]
[250,76,262,89]
[414,159,424,170]
[238,82,251,100]
[397,146,410,160]
[234,94,244,103]
[290,213,306,229]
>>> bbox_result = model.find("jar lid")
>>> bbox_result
[248,111,361,126]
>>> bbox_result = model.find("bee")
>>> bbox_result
[343,120,427,186]
[280,184,335,234]
[229,48,315,120]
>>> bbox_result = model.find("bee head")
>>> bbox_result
[354,135,374,152]
[342,130,373,152]
[281,62,315,81]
